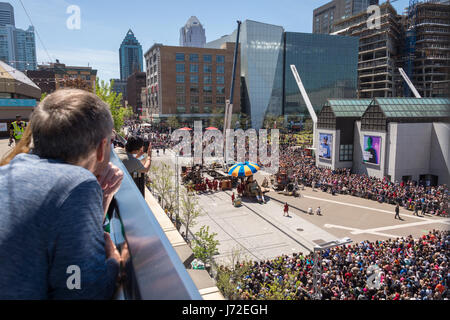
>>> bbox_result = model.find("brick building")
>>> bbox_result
[144,42,240,125]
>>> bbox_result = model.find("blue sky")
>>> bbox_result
[10,0,411,81]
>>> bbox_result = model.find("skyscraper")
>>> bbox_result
[119,29,143,81]
[0,2,14,26]
[179,16,206,48]
[0,2,36,71]
[14,26,36,71]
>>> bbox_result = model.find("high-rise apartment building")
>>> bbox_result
[408,1,450,97]
[332,2,403,98]
[313,0,379,34]
[144,42,240,124]
[179,16,206,48]
[119,29,143,81]
[0,2,36,72]
[0,2,14,26]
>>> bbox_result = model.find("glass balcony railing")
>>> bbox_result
[107,149,202,300]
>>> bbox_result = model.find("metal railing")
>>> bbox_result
[108,149,202,300]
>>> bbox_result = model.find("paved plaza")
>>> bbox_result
[153,152,449,267]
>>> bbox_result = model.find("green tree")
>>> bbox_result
[179,188,202,236]
[148,162,177,220]
[192,225,219,265]
[167,116,180,130]
[40,92,48,101]
[95,78,127,132]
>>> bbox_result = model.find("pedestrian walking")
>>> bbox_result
[414,203,420,216]
[312,181,316,191]
[231,192,235,205]
[308,207,313,215]
[283,202,289,217]
[316,206,321,216]
[395,203,400,220]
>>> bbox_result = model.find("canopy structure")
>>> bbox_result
[179,127,192,131]
[228,161,261,177]
[205,127,219,130]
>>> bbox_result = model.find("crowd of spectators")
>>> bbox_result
[277,146,448,217]
[222,230,449,300]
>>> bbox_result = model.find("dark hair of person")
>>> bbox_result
[125,136,144,153]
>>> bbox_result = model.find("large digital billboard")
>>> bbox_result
[363,135,381,165]
[318,133,333,159]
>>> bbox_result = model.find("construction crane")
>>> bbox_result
[399,67,422,98]
[290,65,318,150]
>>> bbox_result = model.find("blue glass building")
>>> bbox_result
[119,29,143,81]
[207,20,358,129]
[284,32,358,118]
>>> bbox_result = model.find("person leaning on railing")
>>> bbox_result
[0,89,124,300]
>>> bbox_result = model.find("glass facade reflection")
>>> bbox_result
[207,20,358,129]
[284,32,358,119]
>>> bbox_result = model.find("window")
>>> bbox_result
[191,96,199,104]
[204,64,212,73]
[216,86,225,95]
[203,106,211,113]
[204,96,212,104]
[216,76,225,84]
[190,86,199,94]
[176,106,186,113]
[216,96,226,104]
[176,96,185,104]
[191,106,200,113]
[189,54,199,62]
[216,65,224,74]
[216,55,225,63]
[190,75,198,83]
[176,75,185,83]
[176,53,184,61]
[339,144,353,162]
[204,76,212,84]
[176,63,185,73]
[203,54,212,62]
[176,85,185,94]
[190,64,198,73]
[203,86,212,94]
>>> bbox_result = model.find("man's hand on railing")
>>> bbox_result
[104,232,121,264]
[98,162,124,216]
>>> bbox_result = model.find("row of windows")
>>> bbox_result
[176,96,226,105]
[339,144,353,162]
[176,106,224,113]
[176,63,224,74]
[176,75,225,84]
[176,53,225,63]
[176,85,225,95]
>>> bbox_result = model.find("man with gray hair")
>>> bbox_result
[0,89,124,299]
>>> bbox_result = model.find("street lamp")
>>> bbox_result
[312,237,352,300]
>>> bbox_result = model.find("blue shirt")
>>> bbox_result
[0,153,119,299]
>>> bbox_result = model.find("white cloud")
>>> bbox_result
[36,48,119,81]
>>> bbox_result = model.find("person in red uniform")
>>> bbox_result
[284,202,289,217]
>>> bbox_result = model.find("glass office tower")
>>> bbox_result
[284,32,358,120]
[207,20,358,129]
[120,29,143,81]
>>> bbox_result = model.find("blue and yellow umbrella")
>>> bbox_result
[228,161,261,177]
